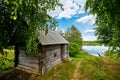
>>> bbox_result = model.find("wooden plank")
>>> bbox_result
[18,65,39,73]
[19,61,39,69]
[45,45,62,71]
[18,49,39,72]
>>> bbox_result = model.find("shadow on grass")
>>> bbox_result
[0,69,40,80]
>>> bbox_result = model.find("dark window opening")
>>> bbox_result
[54,53,57,57]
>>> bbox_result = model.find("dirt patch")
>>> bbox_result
[71,59,83,80]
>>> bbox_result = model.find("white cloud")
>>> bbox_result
[82,35,97,41]
[48,7,62,18]
[76,15,96,25]
[73,0,86,14]
[74,0,86,6]
[85,29,96,33]
[48,0,86,19]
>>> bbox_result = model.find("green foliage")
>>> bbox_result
[25,32,39,53]
[65,25,82,46]
[0,0,61,53]
[69,43,80,57]
[0,49,14,71]
[65,25,82,57]
[85,0,120,55]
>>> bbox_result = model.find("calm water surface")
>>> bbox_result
[82,45,109,56]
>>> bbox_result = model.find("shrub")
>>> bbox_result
[69,42,80,57]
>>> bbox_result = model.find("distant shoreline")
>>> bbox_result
[83,40,105,46]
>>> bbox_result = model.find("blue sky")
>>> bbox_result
[49,0,97,41]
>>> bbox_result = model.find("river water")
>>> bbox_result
[82,45,109,56]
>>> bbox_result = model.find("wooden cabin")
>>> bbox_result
[17,31,69,75]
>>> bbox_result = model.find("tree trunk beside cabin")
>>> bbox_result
[14,44,19,67]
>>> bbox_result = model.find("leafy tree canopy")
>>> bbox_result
[85,0,120,53]
[65,25,82,57]
[0,0,62,53]
[65,25,82,45]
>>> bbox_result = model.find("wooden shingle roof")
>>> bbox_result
[38,31,69,45]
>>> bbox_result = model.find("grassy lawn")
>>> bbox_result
[78,54,120,80]
[0,49,81,80]
[41,58,80,80]
[0,50,120,80]
[0,58,81,80]
[40,53,120,80]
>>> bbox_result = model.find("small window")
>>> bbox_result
[54,53,57,57]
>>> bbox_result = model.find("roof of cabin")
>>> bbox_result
[38,31,69,45]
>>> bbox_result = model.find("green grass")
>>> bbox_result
[0,49,14,71]
[41,58,80,80]
[78,53,120,80]
[0,57,81,80]
[41,53,95,80]
[83,40,103,46]
[0,50,120,80]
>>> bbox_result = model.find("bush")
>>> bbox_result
[0,49,14,71]
[69,43,80,57]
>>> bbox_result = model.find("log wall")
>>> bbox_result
[45,45,61,71]
[18,49,39,73]
[18,44,69,74]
